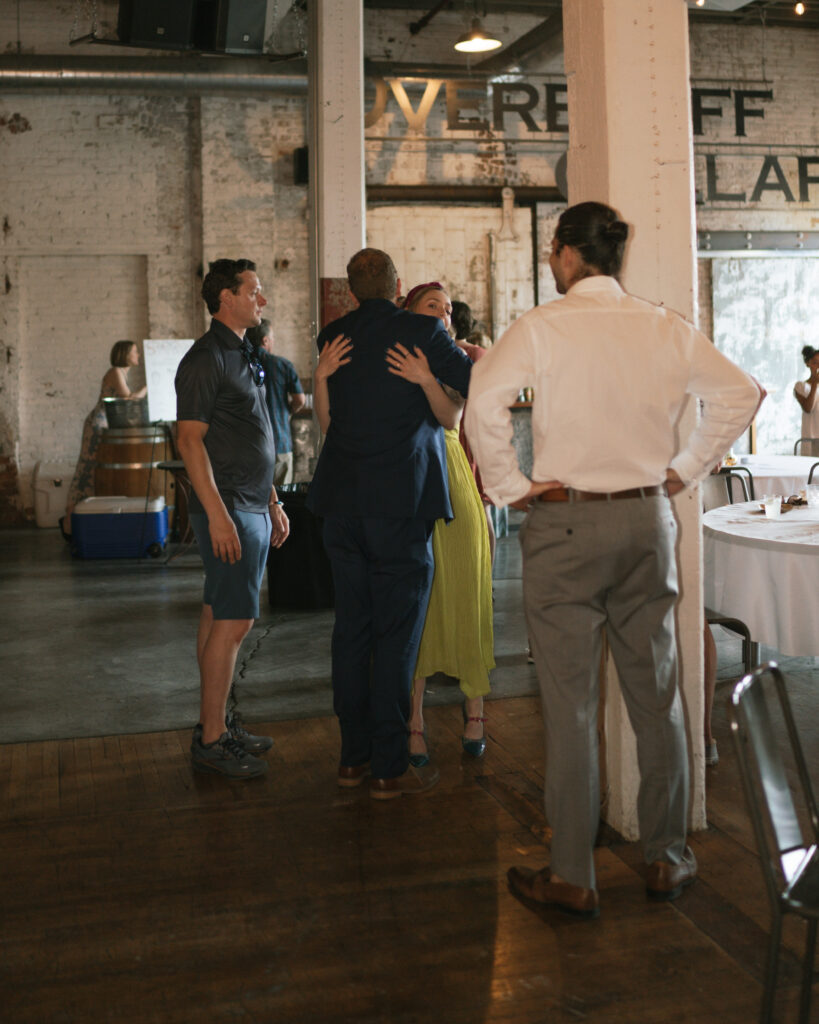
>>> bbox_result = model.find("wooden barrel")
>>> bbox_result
[94,427,174,508]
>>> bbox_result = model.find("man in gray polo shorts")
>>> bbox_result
[176,258,290,779]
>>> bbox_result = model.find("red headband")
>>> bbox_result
[403,281,445,310]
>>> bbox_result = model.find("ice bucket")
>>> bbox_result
[103,396,149,428]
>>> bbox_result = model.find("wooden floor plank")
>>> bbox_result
[1,695,817,1024]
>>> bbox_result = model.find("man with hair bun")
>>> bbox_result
[466,200,764,919]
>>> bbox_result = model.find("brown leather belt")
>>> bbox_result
[538,485,667,503]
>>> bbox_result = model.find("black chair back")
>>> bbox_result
[728,663,819,1023]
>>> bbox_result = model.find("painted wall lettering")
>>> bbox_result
[364,75,818,206]
[692,87,773,136]
[364,77,568,135]
[703,154,819,203]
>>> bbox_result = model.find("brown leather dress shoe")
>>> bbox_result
[370,762,440,800]
[337,763,370,788]
[645,846,698,901]
[507,865,600,919]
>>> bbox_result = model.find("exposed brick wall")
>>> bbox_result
[0,454,24,526]
[0,90,310,523]
[0,13,816,523]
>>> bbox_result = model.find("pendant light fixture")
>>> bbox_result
[454,17,502,53]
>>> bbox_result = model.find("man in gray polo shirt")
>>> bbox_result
[175,258,290,779]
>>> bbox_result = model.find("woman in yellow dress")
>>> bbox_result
[386,283,495,762]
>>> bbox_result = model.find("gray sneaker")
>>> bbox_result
[191,727,268,779]
[225,711,273,754]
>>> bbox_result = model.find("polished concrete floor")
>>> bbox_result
[0,517,537,744]
[2,516,817,745]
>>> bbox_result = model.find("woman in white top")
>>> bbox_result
[793,344,819,456]
[62,340,148,535]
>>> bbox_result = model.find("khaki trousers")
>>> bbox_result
[521,495,689,890]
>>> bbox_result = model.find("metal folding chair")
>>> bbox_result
[728,663,819,1023]
[793,438,819,455]
[718,467,751,503]
[705,608,757,674]
[724,464,755,500]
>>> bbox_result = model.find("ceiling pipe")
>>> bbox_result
[409,0,452,35]
[0,55,308,94]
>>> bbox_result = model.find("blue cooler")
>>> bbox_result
[71,496,169,559]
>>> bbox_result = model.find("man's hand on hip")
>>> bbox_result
[510,479,564,511]
[665,468,685,497]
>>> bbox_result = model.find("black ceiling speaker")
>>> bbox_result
[194,0,266,54]
[117,0,197,49]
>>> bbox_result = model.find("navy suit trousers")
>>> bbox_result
[322,516,435,779]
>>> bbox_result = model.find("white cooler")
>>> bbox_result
[32,461,75,528]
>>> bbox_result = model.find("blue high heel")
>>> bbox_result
[461,700,487,758]
[408,728,430,768]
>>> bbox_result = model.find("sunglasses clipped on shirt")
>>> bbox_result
[241,344,266,388]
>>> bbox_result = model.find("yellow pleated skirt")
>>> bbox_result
[414,428,495,697]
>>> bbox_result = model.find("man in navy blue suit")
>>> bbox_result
[308,248,472,799]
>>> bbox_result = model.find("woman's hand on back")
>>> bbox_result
[386,343,434,386]
[316,334,352,381]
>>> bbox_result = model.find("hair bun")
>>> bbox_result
[604,220,629,243]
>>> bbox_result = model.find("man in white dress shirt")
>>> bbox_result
[465,201,764,919]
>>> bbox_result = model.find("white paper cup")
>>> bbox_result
[763,496,782,519]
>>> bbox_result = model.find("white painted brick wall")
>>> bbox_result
[1,10,818,518]
[366,205,535,341]
[16,253,150,511]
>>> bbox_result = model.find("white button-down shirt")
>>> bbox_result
[465,276,762,508]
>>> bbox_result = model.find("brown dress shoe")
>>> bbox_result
[507,865,600,919]
[337,763,370,788]
[645,846,698,901]
[370,762,440,800]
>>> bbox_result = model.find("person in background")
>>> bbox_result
[793,345,819,456]
[387,283,494,766]
[248,318,306,485]
[450,301,474,346]
[175,258,290,780]
[308,249,472,799]
[62,340,147,536]
[466,200,764,920]
[450,299,497,566]
[466,328,493,350]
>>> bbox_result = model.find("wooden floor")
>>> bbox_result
[1,688,816,1024]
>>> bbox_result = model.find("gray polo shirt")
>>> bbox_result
[175,318,277,514]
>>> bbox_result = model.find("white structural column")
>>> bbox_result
[562,0,707,837]
[308,0,366,331]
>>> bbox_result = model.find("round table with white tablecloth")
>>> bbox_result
[703,499,819,657]
[730,454,819,500]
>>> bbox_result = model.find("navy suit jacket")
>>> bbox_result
[307,298,473,520]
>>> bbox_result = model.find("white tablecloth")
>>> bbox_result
[731,454,818,500]
[703,499,819,656]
